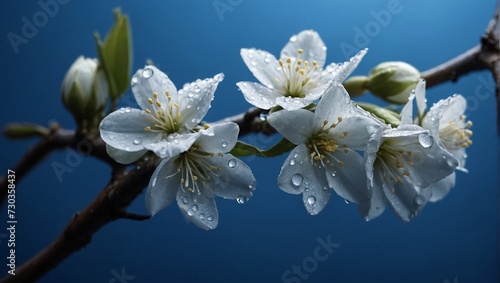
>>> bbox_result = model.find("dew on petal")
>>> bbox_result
[181,197,188,204]
[414,195,425,206]
[131,76,138,86]
[307,196,316,206]
[142,67,153,79]
[221,142,228,148]
[418,133,434,148]
[289,159,296,166]
[259,113,267,121]
[214,73,225,82]
[290,35,298,42]
[199,213,205,220]
[236,196,247,204]
[191,204,198,212]
[344,199,350,204]
[207,215,214,221]
[291,173,303,187]
[228,159,237,168]
[160,147,167,155]
[125,107,131,113]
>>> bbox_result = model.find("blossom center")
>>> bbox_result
[277,49,321,98]
[164,146,223,195]
[143,91,182,135]
[440,115,473,149]
[377,141,415,185]
[307,118,348,168]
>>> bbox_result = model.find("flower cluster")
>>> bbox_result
[98,29,472,228]
[99,66,256,230]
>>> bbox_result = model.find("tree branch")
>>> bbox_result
[422,0,500,131]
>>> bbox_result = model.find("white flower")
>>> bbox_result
[267,82,383,215]
[237,30,367,111]
[413,79,472,201]
[362,87,459,221]
[145,122,256,230]
[99,65,224,164]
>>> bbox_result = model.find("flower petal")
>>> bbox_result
[240,48,282,90]
[131,65,178,111]
[195,122,239,153]
[177,74,223,130]
[237,81,282,110]
[330,114,384,151]
[301,168,332,215]
[144,132,201,159]
[275,96,312,111]
[438,95,467,125]
[267,109,314,145]
[204,153,256,200]
[381,174,432,222]
[99,108,162,151]
[324,149,369,204]
[177,188,219,230]
[314,82,355,125]
[145,158,180,216]
[414,79,427,119]
[106,144,147,164]
[360,169,387,221]
[277,144,312,195]
[429,172,456,202]
[325,48,367,82]
[281,30,327,68]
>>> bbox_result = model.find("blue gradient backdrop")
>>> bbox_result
[1,0,499,282]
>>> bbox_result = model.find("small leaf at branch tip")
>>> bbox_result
[4,123,48,139]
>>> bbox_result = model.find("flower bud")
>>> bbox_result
[343,76,369,97]
[366,61,420,104]
[61,56,108,126]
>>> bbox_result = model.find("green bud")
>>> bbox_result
[366,61,420,104]
[4,123,48,139]
[61,56,109,126]
[343,76,369,97]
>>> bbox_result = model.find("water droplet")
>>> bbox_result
[186,104,192,109]
[124,147,131,151]
[414,195,425,206]
[142,67,153,79]
[331,171,337,177]
[236,196,247,204]
[290,35,298,42]
[131,77,138,87]
[293,152,299,158]
[160,147,167,155]
[344,199,350,204]
[322,186,328,191]
[194,87,201,93]
[207,215,214,221]
[264,56,271,63]
[291,173,303,187]
[289,159,296,166]
[250,60,258,66]
[199,213,205,220]
[259,113,267,121]
[221,142,228,148]
[191,118,197,123]
[214,73,225,82]
[181,197,188,204]
[321,45,327,51]
[307,196,316,205]
[446,158,457,167]
[228,159,237,168]
[161,78,169,85]
[418,133,434,148]
[125,107,131,113]
[191,204,198,212]
[133,138,142,145]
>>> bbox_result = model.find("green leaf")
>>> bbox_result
[356,102,401,127]
[95,8,132,101]
[230,138,296,157]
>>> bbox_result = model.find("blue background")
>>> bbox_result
[1,0,499,282]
